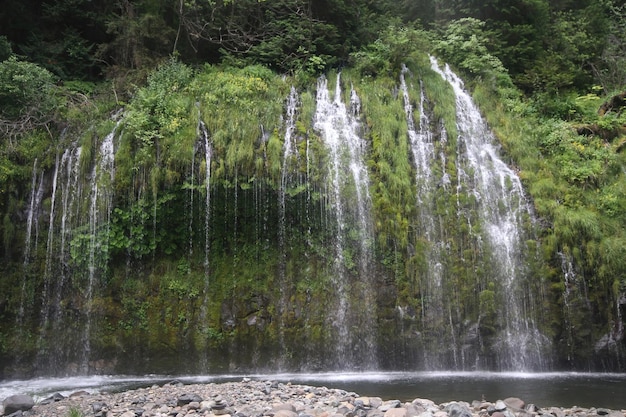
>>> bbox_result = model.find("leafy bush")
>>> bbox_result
[0,56,58,120]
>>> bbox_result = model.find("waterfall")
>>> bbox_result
[314,74,376,368]
[430,56,550,370]
[80,118,120,372]
[277,86,299,366]
[400,66,452,368]
[196,119,213,370]
[197,121,212,289]
[18,161,43,322]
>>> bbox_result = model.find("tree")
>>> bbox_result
[592,0,626,91]
[98,0,175,71]
[0,56,59,142]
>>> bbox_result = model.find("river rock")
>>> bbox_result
[494,401,508,412]
[3,394,35,414]
[39,393,65,405]
[179,394,203,406]
[384,407,408,417]
[274,409,298,417]
[503,398,525,411]
[380,400,401,411]
[445,402,473,417]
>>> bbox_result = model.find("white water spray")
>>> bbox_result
[430,56,550,370]
[314,74,376,368]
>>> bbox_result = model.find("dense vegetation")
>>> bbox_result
[1,0,625,376]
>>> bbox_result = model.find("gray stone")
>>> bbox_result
[384,408,408,417]
[380,401,401,412]
[40,393,66,405]
[92,402,107,414]
[494,401,508,412]
[273,409,298,417]
[2,395,35,414]
[369,399,383,409]
[503,398,525,411]
[272,404,297,413]
[367,409,385,417]
[445,402,472,417]
[178,394,203,406]
[404,404,422,417]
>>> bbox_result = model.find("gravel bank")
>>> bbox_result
[3,379,625,417]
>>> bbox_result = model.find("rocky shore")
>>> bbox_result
[2,379,624,417]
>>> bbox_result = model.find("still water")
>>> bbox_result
[1,372,625,410]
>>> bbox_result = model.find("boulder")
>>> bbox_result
[2,395,35,414]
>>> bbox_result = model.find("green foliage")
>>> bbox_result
[191,65,286,179]
[358,73,413,249]
[0,36,12,61]
[66,407,84,417]
[0,56,58,120]
[434,18,511,88]
[350,24,431,77]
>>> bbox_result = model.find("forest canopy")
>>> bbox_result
[0,0,624,94]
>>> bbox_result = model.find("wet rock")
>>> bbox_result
[3,394,35,414]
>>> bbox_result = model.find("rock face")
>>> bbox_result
[3,394,35,414]
[5,380,626,417]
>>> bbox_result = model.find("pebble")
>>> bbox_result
[5,380,625,417]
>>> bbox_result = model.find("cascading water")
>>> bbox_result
[19,160,44,324]
[80,118,120,372]
[34,144,84,372]
[430,56,550,370]
[276,86,299,365]
[400,66,454,369]
[196,120,213,369]
[15,160,45,369]
[313,74,377,368]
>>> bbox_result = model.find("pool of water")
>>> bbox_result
[1,372,625,410]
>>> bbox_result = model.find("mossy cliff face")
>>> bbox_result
[0,59,624,378]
